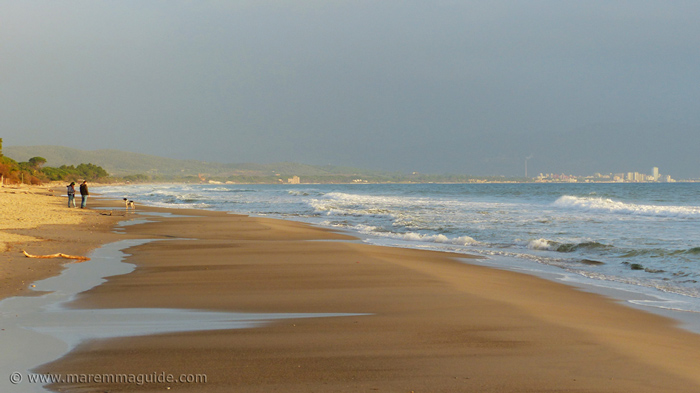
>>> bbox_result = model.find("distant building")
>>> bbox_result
[287,176,300,184]
[534,167,678,183]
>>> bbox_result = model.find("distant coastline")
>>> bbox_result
[5,145,699,185]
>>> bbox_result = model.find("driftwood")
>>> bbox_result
[22,250,90,261]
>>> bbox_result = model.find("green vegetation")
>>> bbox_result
[28,156,47,168]
[39,163,110,182]
[0,143,111,185]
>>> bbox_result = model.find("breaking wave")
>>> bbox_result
[527,239,611,253]
[396,233,479,246]
[553,196,700,218]
[348,224,478,246]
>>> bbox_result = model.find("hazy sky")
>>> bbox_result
[2,1,699,177]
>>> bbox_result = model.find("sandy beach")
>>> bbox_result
[0,186,127,301]
[3,188,700,392]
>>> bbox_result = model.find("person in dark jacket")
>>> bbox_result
[79,181,89,208]
[67,182,76,208]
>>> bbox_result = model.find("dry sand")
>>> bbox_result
[21,201,700,393]
[0,186,82,246]
[0,185,127,300]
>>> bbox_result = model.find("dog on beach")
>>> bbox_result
[123,198,136,211]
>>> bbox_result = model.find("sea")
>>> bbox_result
[96,182,700,322]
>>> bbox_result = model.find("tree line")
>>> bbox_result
[0,138,110,185]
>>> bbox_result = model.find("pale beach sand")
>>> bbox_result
[0,186,81,246]
[3,189,700,392]
[0,185,125,300]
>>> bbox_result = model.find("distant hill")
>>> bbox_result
[5,145,211,176]
[2,145,398,180]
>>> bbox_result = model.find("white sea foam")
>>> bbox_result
[553,195,700,218]
[148,201,212,209]
[527,238,558,250]
[309,195,400,218]
[396,232,478,245]
[354,226,479,247]
[628,299,700,313]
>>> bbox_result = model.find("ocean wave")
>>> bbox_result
[148,189,199,198]
[575,270,700,300]
[620,247,700,258]
[350,224,479,246]
[628,300,700,314]
[309,192,459,232]
[149,201,212,210]
[204,188,257,193]
[527,238,558,251]
[174,193,203,203]
[475,249,569,266]
[397,233,478,246]
[318,192,440,211]
[526,239,611,253]
[308,200,397,219]
[553,195,700,218]
[686,247,700,255]
[556,241,611,253]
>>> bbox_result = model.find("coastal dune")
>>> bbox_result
[29,202,700,392]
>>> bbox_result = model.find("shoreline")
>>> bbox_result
[462,253,700,335]
[4,190,700,391]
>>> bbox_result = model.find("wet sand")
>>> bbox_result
[27,200,700,392]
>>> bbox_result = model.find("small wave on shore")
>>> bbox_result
[526,239,611,253]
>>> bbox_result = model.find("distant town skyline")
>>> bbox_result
[535,166,678,183]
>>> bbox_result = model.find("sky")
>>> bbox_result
[2,1,700,178]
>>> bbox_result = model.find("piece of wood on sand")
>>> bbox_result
[22,250,90,262]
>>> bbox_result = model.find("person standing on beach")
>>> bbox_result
[79,180,89,208]
[67,182,76,208]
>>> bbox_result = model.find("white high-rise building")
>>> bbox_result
[652,167,659,181]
